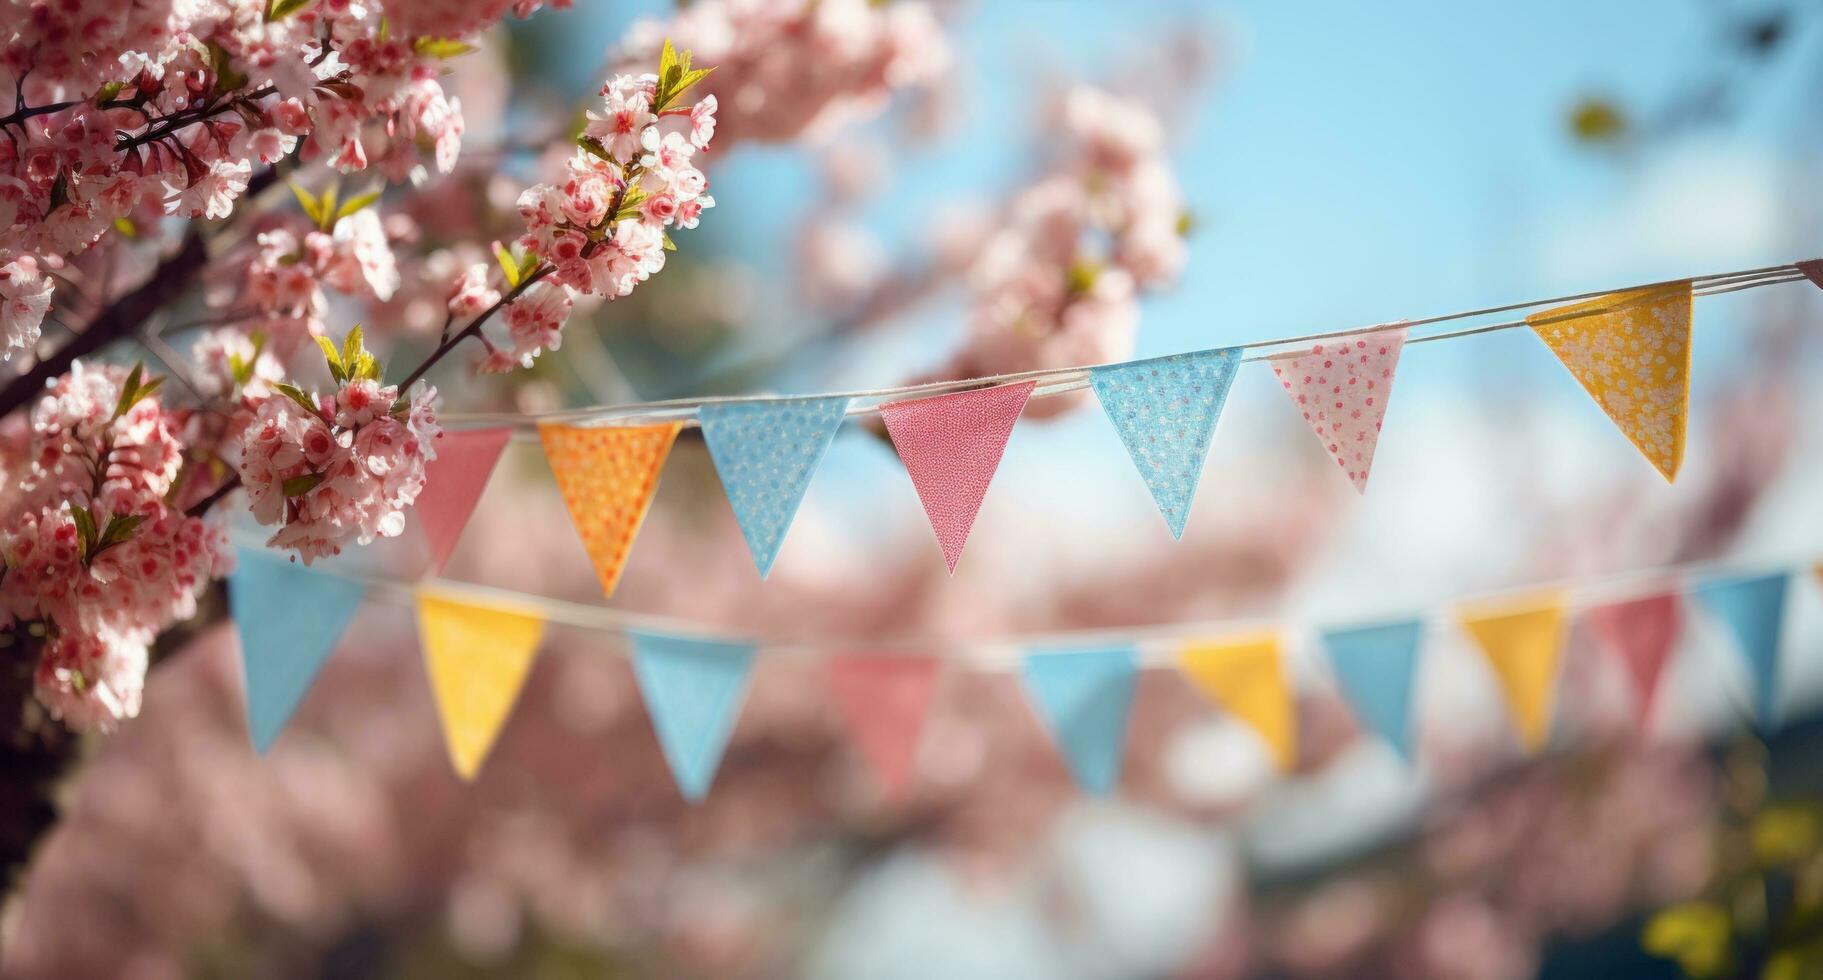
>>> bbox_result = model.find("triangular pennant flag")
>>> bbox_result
[628,629,757,801]
[1525,282,1693,481]
[1021,646,1138,794]
[416,427,513,574]
[1178,632,1298,771]
[1089,349,1240,537]
[1322,620,1423,761]
[1797,259,1823,290]
[539,422,680,598]
[1459,594,1568,753]
[1588,592,1681,727]
[227,548,367,753]
[416,589,546,779]
[1695,573,1790,731]
[826,654,940,798]
[880,381,1034,572]
[699,397,850,578]
[1268,327,1407,492]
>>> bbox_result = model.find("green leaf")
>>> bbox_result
[112,216,138,238]
[281,473,324,497]
[228,352,251,386]
[289,181,324,226]
[517,251,541,283]
[574,135,612,162]
[342,324,364,365]
[412,37,477,59]
[317,182,340,232]
[112,362,145,420]
[99,514,146,549]
[671,66,714,105]
[274,382,320,415]
[95,81,126,103]
[495,242,522,288]
[333,187,382,224]
[47,171,68,212]
[1642,902,1733,978]
[615,185,648,221]
[314,335,346,383]
[264,0,316,23]
[69,505,97,557]
[207,40,249,95]
[662,233,676,252]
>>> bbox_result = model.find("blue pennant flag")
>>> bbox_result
[227,549,366,753]
[699,397,851,578]
[628,629,757,801]
[1696,572,1791,731]
[1323,620,1424,761]
[1090,349,1241,539]
[1021,646,1139,794]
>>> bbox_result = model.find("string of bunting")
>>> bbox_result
[405,261,1823,587]
[228,547,1822,800]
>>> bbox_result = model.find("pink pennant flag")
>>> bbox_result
[1799,259,1823,291]
[416,427,513,574]
[1589,592,1681,727]
[827,655,940,798]
[880,381,1034,572]
[1268,327,1408,492]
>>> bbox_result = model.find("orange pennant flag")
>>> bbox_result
[1177,632,1297,772]
[1525,282,1693,481]
[539,422,681,599]
[1458,593,1568,753]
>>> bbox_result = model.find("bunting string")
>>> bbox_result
[441,262,1812,432]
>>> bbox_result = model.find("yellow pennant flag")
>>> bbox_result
[416,588,547,779]
[1525,282,1693,481]
[1458,593,1568,753]
[539,422,681,599]
[1178,632,1297,771]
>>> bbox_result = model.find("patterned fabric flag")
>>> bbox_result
[880,381,1034,572]
[628,629,757,802]
[1178,632,1298,771]
[1695,573,1790,731]
[1021,646,1139,794]
[1458,594,1568,753]
[228,548,367,753]
[1088,349,1240,537]
[826,654,940,798]
[1525,282,1693,481]
[539,422,681,598]
[416,589,546,779]
[1588,592,1681,728]
[699,397,850,578]
[1322,620,1424,761]
[415,427,513,574]
[1268,327,1408,492]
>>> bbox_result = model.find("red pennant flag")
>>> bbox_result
[880,381,1034,572]
[1589,592,1681,726]
[416,427,513,574]
[1798,259,1823,291]
[827,655,940,797]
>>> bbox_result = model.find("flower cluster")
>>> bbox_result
[0,363,232,731]
[214,185,402,356]
[235,330,440,565]
[931,86,1189,417]
[617,0,949,147]
[478,43,720,372]
[0,0,558,358]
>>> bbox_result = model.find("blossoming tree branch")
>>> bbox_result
[0,1,719,736]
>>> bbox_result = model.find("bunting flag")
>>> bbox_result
[628,629,757,801]
[699,397,850,578]
[1021,646,1139,794]
[539,422,681,598]
[880,381,1034,572]
[415,427,513,574]
[1458,594,1568,753]
[1178,632,1298,771]
[1268,327,1408,492]
[1588,592,1681,727]
[1088,349,1240,538]
[1322,620,1424,761]
[1798,259,1823,290]
[1695,573,1790,731]
[826,654,940,798]
[227,548,367,753]
[416,589,546,779]
[1525,282,1693,481]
